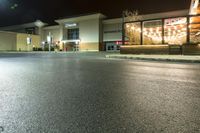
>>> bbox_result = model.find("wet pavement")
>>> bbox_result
[0,52,200,133]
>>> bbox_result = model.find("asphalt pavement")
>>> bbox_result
[0,52,200,133]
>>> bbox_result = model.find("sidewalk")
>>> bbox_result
[106,54,200,63]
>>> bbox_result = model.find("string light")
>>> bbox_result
[127,17,188,44]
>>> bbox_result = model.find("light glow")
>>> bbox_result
[65,23,77,28]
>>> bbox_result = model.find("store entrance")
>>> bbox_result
[64,42,79,51]
[106,42,120,51]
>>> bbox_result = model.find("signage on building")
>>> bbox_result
[116,41,128,45]
[47,35,52,43]
[165,18,186,26]
[27,37,32,45]
[65,23,77,28]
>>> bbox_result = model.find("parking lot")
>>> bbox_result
[0,52,200,132]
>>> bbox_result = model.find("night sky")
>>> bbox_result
[0,0,191,26]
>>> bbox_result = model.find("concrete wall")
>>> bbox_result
[120,45,169,54]
[182,44,200,55]
[0,31,41,51]
[79,19,100,51]
[103,23,122,42]
[16,33,40,51]
[42,26,61,43]
[0,31,17,51]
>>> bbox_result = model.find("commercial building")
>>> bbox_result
[42,13,106,52]
[0,20,44,51]
[121,0,200,54]
[41,13,122,52]
[0,13,122,52]
[0,0,200,54]
[0,31,40,51]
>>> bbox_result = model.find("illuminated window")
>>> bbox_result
[67,28,79,40]
[25,27,35,34]
[143,20,162,45]
[125,22,141,45]
[190,16,200,43]
[164,17,187,45]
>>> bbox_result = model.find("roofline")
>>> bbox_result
[0,20,47,30]
[125,9,189,22]
[0,30,40,35]
[43,25,60,30]
[57,12,106,20]
[55,13,107,24]
[103,9,189,24]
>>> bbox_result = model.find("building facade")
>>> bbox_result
[121,0,200,54]
[0,0,200,54]
[0,13,122,52]
[0,20,44,51]
[42,13,106,51]
[0,31,40,51]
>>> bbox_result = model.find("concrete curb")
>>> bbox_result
[106,55,200,63]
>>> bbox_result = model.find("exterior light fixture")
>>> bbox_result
[27,37,32,45]
[65,23,77,28]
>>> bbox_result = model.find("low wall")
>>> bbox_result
[120,45,169,54]
[182,44,200,55]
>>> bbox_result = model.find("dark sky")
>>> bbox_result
[0,0,191,26]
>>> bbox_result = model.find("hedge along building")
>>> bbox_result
[0,20,44,51]
[42,13,106,51]
[121,0,200,54]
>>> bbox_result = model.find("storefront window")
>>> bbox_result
[164,17,187,45]
[67,28,79,40]
[125,22,141,45]
[143,20,162,45]
[190,16,200,43]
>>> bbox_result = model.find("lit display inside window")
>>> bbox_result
[164,17,187,45]
[190,16,200,43]
[125,16,200,45]
[190,0,200,15]
[143,20,162,45]
[125,22,141,45]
